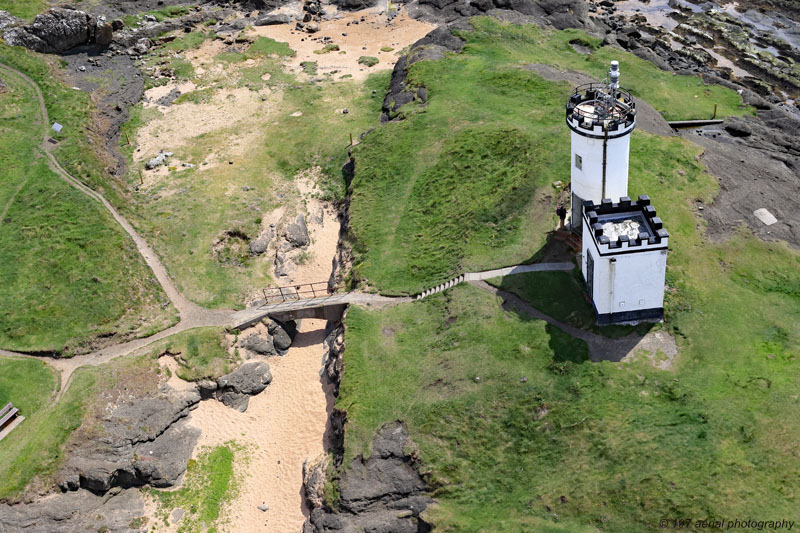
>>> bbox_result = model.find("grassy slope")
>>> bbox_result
[348,18,751,295]
[338,18,798,533]
[0,365,91,499]
[0,61,175,353]
[122,33,387,308]
[0,0,47,20]
[0,358,57,421]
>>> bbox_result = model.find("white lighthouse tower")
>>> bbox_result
[566,61,636,231]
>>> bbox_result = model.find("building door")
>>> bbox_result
[571,192,583,234]
[586,252,594,298]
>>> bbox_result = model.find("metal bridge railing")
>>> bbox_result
[262,281,331,304]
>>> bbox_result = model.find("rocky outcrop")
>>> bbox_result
[332,0,379,10]
[0,488,147,533]
[322,320,346,396]
[409,0,599,29]
[56,387,201,494]
[201,361,273,412]
[3,8,114,53]
[382,26,465,122]
[303,454,330,511]
[305,422,433,533]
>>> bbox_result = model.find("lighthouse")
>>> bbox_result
[565,61,636,232]
[564,61,668,325]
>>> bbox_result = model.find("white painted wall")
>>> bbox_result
[570,130,632,204]
[581,224,667,315]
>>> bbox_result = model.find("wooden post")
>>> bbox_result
[349,133,353,146]
[712,103,717,119]
[138,170,143,185]
[124,131,131,146]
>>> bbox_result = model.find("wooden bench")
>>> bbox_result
[0,402,23,441]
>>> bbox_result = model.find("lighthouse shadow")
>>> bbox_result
[490,234,655,363]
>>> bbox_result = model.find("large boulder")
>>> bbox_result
[214,361,273,412]
[255,14,294,25]
[332,0,379,9]
[2,8,108,53]
[249,227,274,256]
[267,318,298,355]
[284,214,310,248]
[242,333,276,355]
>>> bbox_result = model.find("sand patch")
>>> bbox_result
[185,320,332,532]
[252,7,436,81]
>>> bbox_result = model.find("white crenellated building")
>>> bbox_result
[565,62,668,325]
[580,196,668,324]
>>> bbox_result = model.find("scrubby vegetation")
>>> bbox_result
[0,58,175,353]
[124,33,388,307]
[348,18,751,296]
[151,327,234,381]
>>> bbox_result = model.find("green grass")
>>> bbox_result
[460,18,752,121]
[148,444,239,532]
[150,327,235,381]
[0,44,129,204]
[0,0,47,20]
[163,31,217,53]
[338,26,798,526]
[148,5,193,22]
[248,36,295,58]
[0,61,175,353]
[347,18,751,296]
[0,358,57,421]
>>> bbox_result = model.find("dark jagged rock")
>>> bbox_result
[381,26,465,122]
[56,388,201,494]
[249,227,274,256]
[304,422,432,532]
[0,488,146,533]
[214,361,273,412]
[2,8,111,53]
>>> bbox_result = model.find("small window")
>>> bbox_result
[619,301,625,308]
[639,299,646,306]
[575,154,582,170]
